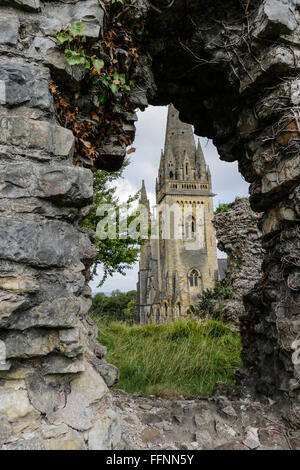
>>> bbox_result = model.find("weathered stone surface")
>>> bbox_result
[0,161,93,205]
[8,297,82,330]
[195,430,213,449]
[0,117,74,157]
[0,16,19,46]
[0,64,52,110]
[90,358,120,388]
[41,423,68,439]
[45,430,86,450]
[215,419,237,439]
[0,414,11,445]
[0,218,82,268]
[0,0,40,12]
[0,329,58,359]
[0,340,11,371]
[49,391,92,431]
[213,198,264,323]
[0,381,38,422]
[41,355,86,375]
[0,0,299,450]
[25,372,65,415]
[2,438,45,450]
[70,363,109,405]
[44,0,104,39]
[253,0,298,39]
[88,408,121,450]
[243,427,261,449]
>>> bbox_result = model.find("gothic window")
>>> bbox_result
[188,269,200,288]
[169,171,173,179]
[176,303,181,317]
[164,302,168,316]
[185,215,196,240]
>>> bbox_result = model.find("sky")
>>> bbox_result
[89,106,249,294]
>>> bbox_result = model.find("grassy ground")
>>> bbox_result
[92,318,242,398]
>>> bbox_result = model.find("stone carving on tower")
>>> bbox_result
[135,104,219,324]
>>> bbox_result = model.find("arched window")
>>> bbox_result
[188,269,200,288]
[169,171,173,179]
[176,303,181,317]
[185,215,196,240]
[164,302,168,316]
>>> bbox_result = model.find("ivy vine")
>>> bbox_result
[57,22,135,106]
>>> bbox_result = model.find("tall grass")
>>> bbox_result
[92,318,242,398]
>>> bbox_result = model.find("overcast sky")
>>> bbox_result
[89,106,249,294]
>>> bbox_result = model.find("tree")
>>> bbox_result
[84,159,140,286]
[90,290,136,322]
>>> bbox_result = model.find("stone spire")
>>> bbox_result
[164,104,196,166]
[140,179,148,203]
[196,138,209,181]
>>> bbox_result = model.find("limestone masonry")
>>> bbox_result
[135,104,219,324]
[0,0,299,450]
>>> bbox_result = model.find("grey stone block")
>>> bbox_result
[0,217,80,268]
[0,64,52,110]
[0,16,19,46]
[44,0,105,39]
[0,117,74,157]
[0,161,93,206]
[0,0,40,12]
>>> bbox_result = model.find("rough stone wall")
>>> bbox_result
[213,198,264,323]
[0,0,299,450]
[140,0,300,398]
[0,0,121,450]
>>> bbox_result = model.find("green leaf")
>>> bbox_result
[129,79,136,87]
[113,72,126,85]
[98,91,107,104]
[101,76,111,87]
[69,22,86,37]
[92,76,100,85]
[65,49,85,66]
[92,57,105,72]
[124,85,131,92]
[84,59,91,69]
[110,83,119,95]
[57,32,73,45]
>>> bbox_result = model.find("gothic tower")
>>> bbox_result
[136,104,219,324]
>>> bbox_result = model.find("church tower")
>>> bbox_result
[136,104,219,324]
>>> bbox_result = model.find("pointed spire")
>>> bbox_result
[140,179,147,202]
[196,139,206,167]
[164,104,196,166]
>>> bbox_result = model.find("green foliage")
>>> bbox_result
[90,290,136,322]
[123,298,136,324]
[112,0,125,4]
[190,279,233,322]
[84,160,140,286]
[214,202,235,215]
[91,318,242,398]
[69,22,86,37]
[57,21,136,104]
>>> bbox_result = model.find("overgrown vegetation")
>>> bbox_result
[214,202,233,215]
[189,279,233,322]
[84,161,141,286]
[90,290,136,322]
[91,318,242,397]
[50,0,144,170]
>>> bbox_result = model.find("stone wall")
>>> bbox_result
[142,0,300,399]
[0,0,299,450]
[0,0,121,450]
[213,198,264,323]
